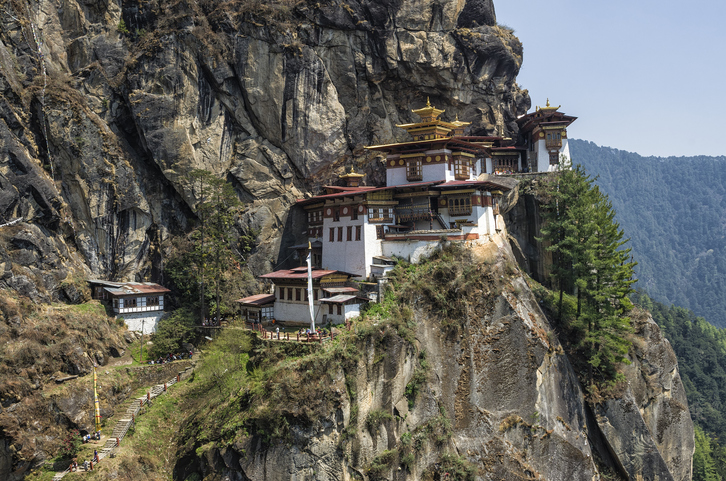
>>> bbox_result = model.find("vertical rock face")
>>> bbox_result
[593,311,694,481]
[0,0,528,296]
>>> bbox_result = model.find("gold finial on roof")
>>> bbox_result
[450,113,471,128]
[412,97,445,121]
[340,169,364,179]
[536,98,561,112]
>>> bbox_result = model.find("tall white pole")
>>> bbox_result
[307,242,315,331]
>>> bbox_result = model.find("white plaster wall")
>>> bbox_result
[363,218,384,279]
[382,240,440,264]
[371,264,395,278]
[122,312,164,335]
[421,163,449,183]
[536,138,572,172]
[386,167,408,186]
[485,158,493,174]
[345,304,360,320]
[536,139,550,172]
[321,215,367,277]
[560,138,572,167]
[274,299,326,325]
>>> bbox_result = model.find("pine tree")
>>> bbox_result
[166,170,243,321]
[539,165,636,387]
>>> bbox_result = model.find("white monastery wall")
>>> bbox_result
[274,299,326,325]
[321,215,367,276]
[386,166,408,186]
[362,219,384,279]
[422,163,449,183]
[560,138,571,166]
[381,240,440,264]
[122,311,164,335]
[536,140,550,172]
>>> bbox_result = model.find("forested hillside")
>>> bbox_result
[571,139,726,327]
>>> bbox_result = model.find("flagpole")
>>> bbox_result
[85,353,102,435]
[93,365,101,433]
[307,242,315,332]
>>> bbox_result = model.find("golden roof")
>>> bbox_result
[339,167,365,179]
[535,98,561,112]
[450,113,471,128]
[411,97,445,120]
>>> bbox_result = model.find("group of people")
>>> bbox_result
[69,446,101,472]
[82,431,101,443]
[147,351,194,365]
[202,317,226,326]
[298,327,325,337]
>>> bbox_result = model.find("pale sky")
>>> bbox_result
[495,0,726,157]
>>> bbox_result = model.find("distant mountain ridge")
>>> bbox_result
[570,138,726,327]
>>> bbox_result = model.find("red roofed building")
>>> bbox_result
[258,268,364,325]
[87,280,170,334]
[236,294,276,323]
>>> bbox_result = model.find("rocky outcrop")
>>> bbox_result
[0,0,529,298]
[593,311,694,481]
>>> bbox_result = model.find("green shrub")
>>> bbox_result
[368,449,398,478]
[117,19,130,34]
[58,429,82,459]
[366,409,393,434]
[438,453,477,481]
[149,308,196,358]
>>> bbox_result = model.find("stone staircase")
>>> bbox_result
[52,365,194,480]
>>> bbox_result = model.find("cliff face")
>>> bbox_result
[174,231,694,481]
[0,0,528,297]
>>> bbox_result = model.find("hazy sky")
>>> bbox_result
[495,0,726,157]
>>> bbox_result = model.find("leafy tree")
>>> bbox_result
[150,308,196,358]
[58,429,82,459]
[694,425,720,481]
[165,170,251,322]
[538,164,636,387]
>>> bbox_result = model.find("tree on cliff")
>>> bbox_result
[539,165,636,387]
[165,170,249,321]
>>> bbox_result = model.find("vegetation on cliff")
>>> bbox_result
[535,166,636,389]
[0,293,133,477]
[165,169,255,319]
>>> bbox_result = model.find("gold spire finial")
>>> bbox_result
[455,113,459,121]
[426,97,431,107]
[536,99,560,112]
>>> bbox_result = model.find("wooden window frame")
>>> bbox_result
[448,195,472,216]
[454,158,470,180]
[406,159,422,181]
